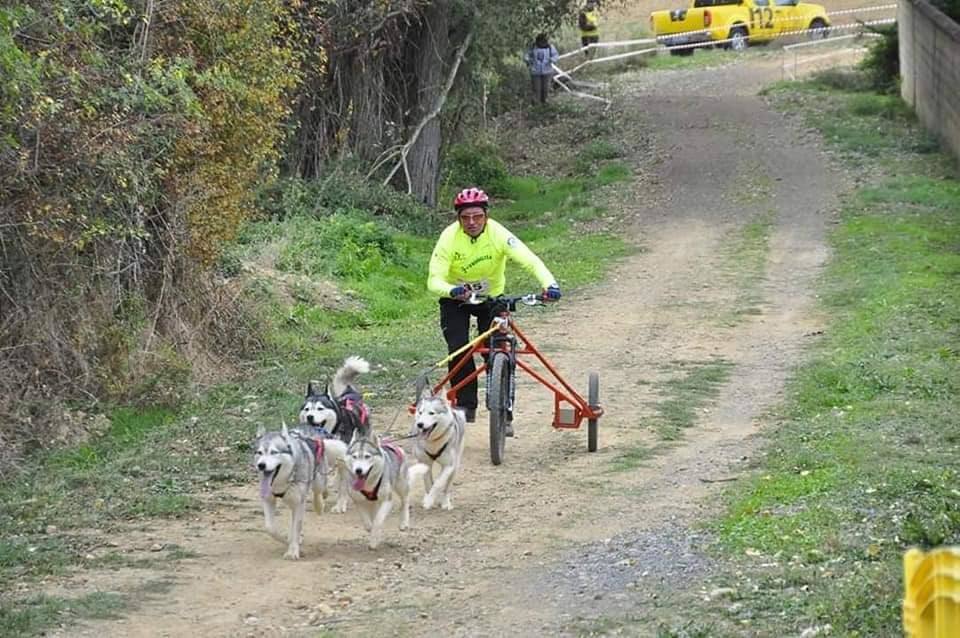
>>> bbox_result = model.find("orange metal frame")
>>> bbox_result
[427,316,604,430]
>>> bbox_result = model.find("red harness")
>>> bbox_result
[358,442,405,501]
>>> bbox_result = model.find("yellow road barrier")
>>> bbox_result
[904,547,960,637]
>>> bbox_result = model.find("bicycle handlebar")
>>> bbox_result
[464,292,545,308]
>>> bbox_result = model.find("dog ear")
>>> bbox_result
[324,381,332,396]
[349,428,359,445]
[306,382,315,397]
[281,420,289,438]
[255,424,266,437]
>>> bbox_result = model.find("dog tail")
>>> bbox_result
[332,356,370,396]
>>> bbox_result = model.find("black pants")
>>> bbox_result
[581,34,599,58]
[439,298,495,410]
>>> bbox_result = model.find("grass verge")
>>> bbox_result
[698,73,960,636]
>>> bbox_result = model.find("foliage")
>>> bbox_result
[284,0,588,178]
[442,139,510,194]
[0,0,300,471]
[931,0,960,21]
[859,24,899,94]
[256,171,441,235]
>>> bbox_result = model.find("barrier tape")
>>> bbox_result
[551,64,613,107]
[828,3,898,16]
[782,30,883,50]
[557,38,658,60]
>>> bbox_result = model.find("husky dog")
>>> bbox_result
[299,356,372,513]
[412,392,467,511]
[346,429,429,549]
[253,423,348,559]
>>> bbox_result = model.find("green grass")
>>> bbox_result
[0,592,127,638]
[645,48,732,71]
[609,441,665,473]
[0,579,174,638]
[767,77,944,163]
[702,75,960,636]
[718,214,774,324]
[650,359,736,440]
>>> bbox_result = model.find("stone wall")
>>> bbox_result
[899,0,960,163]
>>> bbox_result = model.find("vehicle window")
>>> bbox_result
[774,0,796,5]
[694,0,740,6]
[753,0,769,6]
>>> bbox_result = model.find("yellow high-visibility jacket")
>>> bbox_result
[579,9,600,37]
[427,219,556,299]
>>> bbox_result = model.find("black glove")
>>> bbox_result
[544,284,561,301]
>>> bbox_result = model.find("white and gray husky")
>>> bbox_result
[254,422,347,559]
[412,392,467,511]
[346,429,429,549]
[299,355,372,513]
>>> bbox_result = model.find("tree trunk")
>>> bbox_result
[404,2,451,208]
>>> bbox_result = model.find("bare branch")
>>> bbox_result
[383,29,474,188]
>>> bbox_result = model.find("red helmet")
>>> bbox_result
[454,187,489,211]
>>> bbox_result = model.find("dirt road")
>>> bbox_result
[60,53,844,637]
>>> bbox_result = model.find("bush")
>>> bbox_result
[256,172,438,235]
[859,25,899,94]
[275,212,407,280]
[811,68,873,92]
[442,139,509,195]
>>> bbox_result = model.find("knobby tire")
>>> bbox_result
[489,353,510,465]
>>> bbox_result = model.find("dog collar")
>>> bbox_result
[359,474,383,501]
[269,468,286,498]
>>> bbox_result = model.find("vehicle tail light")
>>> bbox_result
[704,10,712,27]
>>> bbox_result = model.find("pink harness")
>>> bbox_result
[342,396,370,427]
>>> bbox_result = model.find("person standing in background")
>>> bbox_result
[523,33,560,104]
[578,0,600,59]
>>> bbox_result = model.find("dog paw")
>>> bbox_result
[422,494,435,510]
[331,501,349,514]
[441,497,453,510]
[368,537,381,550]
[283,546,301,560]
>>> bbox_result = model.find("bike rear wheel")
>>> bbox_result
[488,352,510,465]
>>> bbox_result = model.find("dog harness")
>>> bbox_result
[304,436,326,465]
[425,440,449,462]
[316,388,370,438]
[358,443,405,501]
[271,435,326,499]
[340,390,370,426]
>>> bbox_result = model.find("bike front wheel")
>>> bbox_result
[488,352,511,465]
